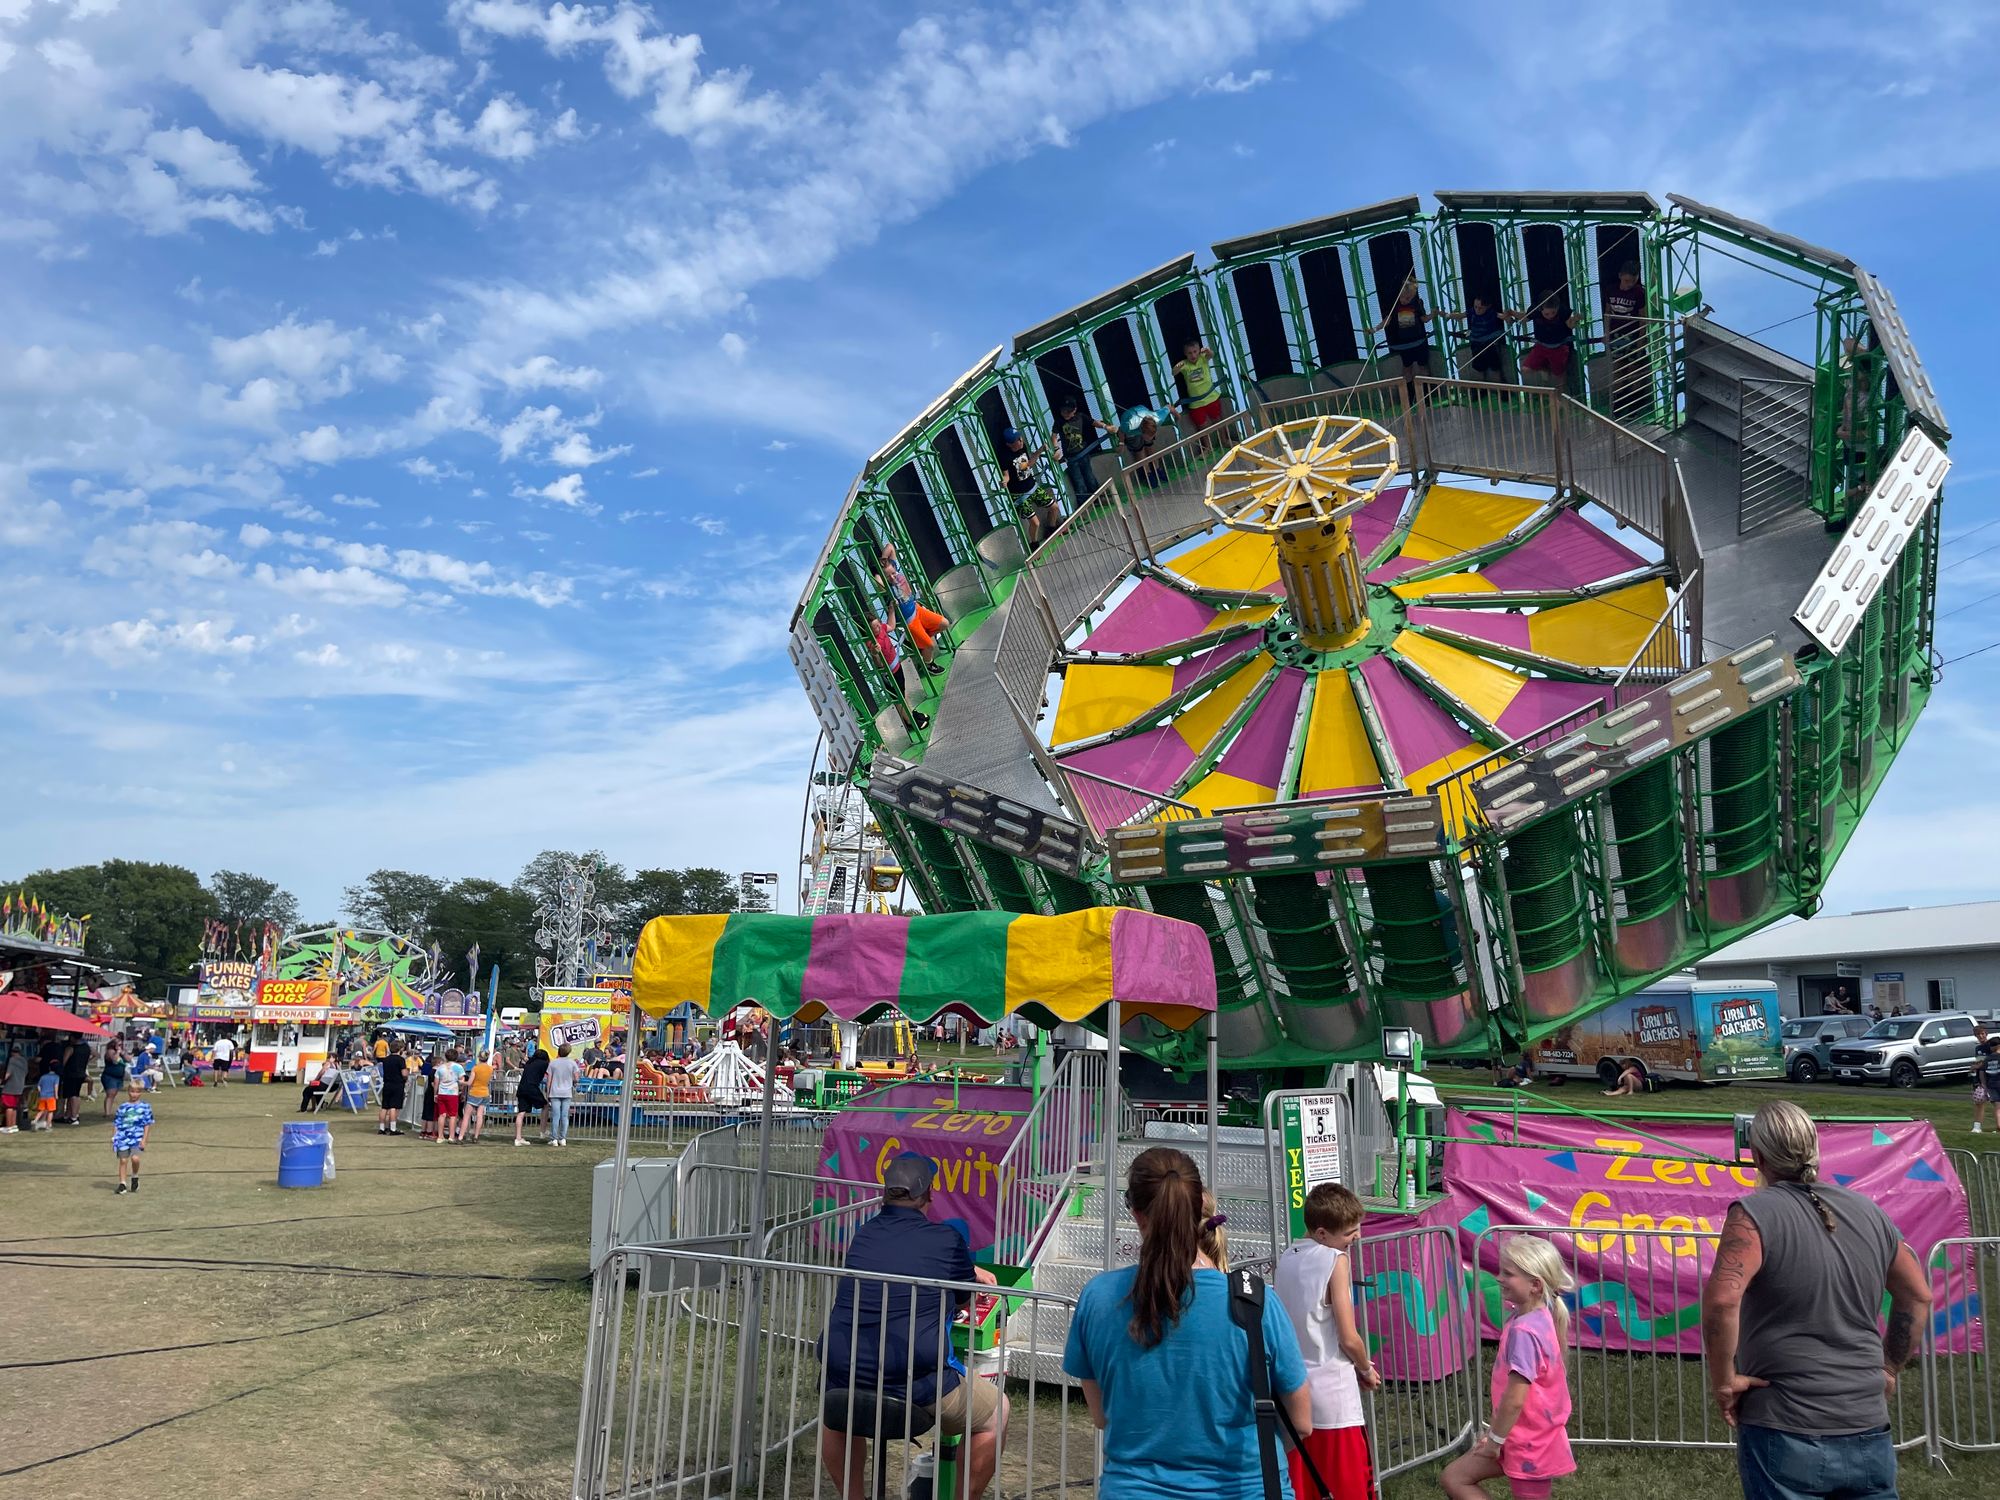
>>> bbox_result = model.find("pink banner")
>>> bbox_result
[1443,1110,1974,1354]
[817,1081,1033,1259]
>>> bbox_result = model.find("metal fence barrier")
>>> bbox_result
[1470,1223,1931,1454]
[676,1163,880,1244]
[575,1246,1095,1500]
[1924,1234,2000,1460]
[1352,1225,1482,1483]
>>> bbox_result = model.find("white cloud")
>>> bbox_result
[495,403,568,460]
[434,93,545,160]
[292,424,345,464]
[312,238,340,256]
[717,331,748,362]
[181,28,421,157]
[629,466,660,479]
[512,471,594,512]
[763,439,792,452]
[690,513,726,536]
[456,1,1355,355]
[547,431,630,467]
[500,355,602,392]
[142,126,260,191]
[211,316,399,389]
[1198,68,1273,94]
[85,519,241,581]
[403,455,471,481]
[295,642,346,667]
[238,522,274,548]
[448,0,787,143]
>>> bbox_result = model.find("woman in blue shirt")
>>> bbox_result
[1063,1147,1312,1499]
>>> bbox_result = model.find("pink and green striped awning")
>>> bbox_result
[631,908,1215,1032]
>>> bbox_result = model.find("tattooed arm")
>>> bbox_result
[1700,1202,1769,1426]
[1882,1241,1932,1383]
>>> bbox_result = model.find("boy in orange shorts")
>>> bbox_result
[35,1063,61,1129]
[876,543,949,676]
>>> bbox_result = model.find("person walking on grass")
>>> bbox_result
[544,1042,581,1146]
[1702,1100,1931,1500]
[377,1040,407,1135]
[59,1039,89,1124]
[210,1030,235,1086]
[462,1051,495,1143]
[1973,1033,2000,1134]
[1,1040,29,1133]
[99,1039,128,1117]
[433,1047,463,1145]
[1442,1236,1574,1500]
[112,1077,153,1194]
[514,1046,550,1147]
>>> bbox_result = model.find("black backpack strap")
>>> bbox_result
[1227,1268,1335,1500]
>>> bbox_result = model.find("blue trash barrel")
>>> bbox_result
[278,1120,332,1188]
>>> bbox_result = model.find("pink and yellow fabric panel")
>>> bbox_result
[631,908,1216,1031]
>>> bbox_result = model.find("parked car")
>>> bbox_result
[1826,1012,1983,1088]
[1781,1016,1873,1082]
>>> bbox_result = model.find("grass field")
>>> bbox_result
[1,1070,1993,1498]
[0,1079,599,1499]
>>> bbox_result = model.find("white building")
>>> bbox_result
[1697,900,2000,1019]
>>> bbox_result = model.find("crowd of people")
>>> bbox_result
[815,1099,1930,1500]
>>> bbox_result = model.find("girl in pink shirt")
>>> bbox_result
[1442,1236,1575,1500]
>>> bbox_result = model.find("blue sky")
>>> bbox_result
[2,0,1997,921]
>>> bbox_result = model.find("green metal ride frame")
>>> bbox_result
[789,192,1949,1074]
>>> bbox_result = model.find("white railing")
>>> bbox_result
[990,1048,1105,1267]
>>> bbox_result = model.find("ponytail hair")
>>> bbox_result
[1747,1099,1836,1234]
[1126,1146,1206,1349]
[1500,1235,1574,1346]
[1199,1190,1230,1274]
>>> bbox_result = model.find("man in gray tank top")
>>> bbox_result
[1700,1100,1932,1500]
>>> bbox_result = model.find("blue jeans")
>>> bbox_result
[548,1096,571,1142]
[1737,1424,1897,1500]
[1064,453,1095,503]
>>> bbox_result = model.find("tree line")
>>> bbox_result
[4,853,749,1006]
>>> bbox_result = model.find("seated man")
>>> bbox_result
[300,1058,340,1111]
[821,1153,1008,1499]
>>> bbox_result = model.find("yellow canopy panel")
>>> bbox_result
[1391,629,1525,727]
[1527,579,1674,668]
[1167,529,1281,594]
[1051,661,1175,745]
[1297,670,1382,796]
[1398,485,1541,563]
[1174,652,1271,750]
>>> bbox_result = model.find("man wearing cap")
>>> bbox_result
[821,1152,1008,1498]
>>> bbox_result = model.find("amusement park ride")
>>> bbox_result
[787,190,1951,1077]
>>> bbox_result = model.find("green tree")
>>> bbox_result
[614,866,740,938]
[8,861,215,991]
[341,869,446,937]
[208,869,300,932]
[427,878,537,1009]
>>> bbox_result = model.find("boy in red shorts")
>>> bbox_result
[1173,338,1225,428]
[1520,296,1580,389]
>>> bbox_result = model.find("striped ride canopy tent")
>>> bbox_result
[631,908,1216,1033]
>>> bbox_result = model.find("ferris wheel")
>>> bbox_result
[797,731,904,916]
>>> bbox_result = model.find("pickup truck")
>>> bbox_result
[1781,1015,1873,1083]
[1826,1012,1983,1088]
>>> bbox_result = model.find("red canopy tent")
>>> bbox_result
[0,991,112,1038]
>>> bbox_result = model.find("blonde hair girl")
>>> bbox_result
[1441,1237,1576,1500]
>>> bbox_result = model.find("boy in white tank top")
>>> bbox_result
[1275,1183,1381,1500]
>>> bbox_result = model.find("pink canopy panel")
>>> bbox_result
[1477,510,1648,593]
[1210,667,1307,787]
[1492,678,1607,740]
[1358,656,1479,774]
[1079,579,1220,654]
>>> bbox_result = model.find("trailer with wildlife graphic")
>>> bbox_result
[1530,979,1782,1086]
